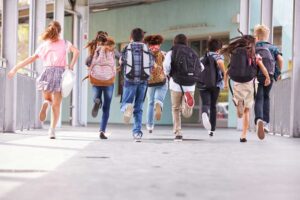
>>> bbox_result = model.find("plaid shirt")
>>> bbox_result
[121,42,154,85]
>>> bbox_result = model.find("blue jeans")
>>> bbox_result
[254,78,273,124]
[93,85,114,132]
[146,83,168,128]
[121,82,147,134]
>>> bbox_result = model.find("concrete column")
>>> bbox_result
[32,0,46,129]
[54,0,65,35]
[54,0,65,128]
[261,0,273,43]
[3,0,18,132]
[239,0,250,34]
[71,2,88,126]
[290,0,300,137]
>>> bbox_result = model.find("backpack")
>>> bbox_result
[228,47,257,83]
[84,47,116,86]
[198,53,220,88]
[148,51,166,87]
[170,44,201,86]
[122,43,152,82]
[256,46,276,75]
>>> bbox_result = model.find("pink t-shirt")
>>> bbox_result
[34,39,72,67]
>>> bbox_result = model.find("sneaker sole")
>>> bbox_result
[257,120,265,140]
[124,104,133,124]
[134,139,142,142]
[237,101,244,118]
[39,102,48,122]
[155,103,162,121]
[184,92,194,107]
[174,139,183,142]
[92,99,101,118]
[202,113,211,130]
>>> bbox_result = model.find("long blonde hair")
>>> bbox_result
[41,21,61,41]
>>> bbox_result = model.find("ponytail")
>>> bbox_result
[41,21,61,41]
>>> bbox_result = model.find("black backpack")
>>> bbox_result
[198,53,220,88]
[170,44,201,86]
[228,47,257,83]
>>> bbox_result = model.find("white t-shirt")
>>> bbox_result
[163,51,195,92]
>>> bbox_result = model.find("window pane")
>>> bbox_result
[0,0,3,59]
[249,0,262,34]
[17,0,30,75]
[273,0,293,78]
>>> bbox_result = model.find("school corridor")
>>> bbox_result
[0,125,300,200]
[1,0,300,199]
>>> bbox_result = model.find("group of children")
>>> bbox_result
[7,21,283,143]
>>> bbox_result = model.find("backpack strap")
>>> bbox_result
[228,78,238,107]
[179,84,185,96]
[253,78,257,99]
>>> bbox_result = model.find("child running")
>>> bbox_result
[119,28,155,142]
[8,21,79,139]
[198,39,227,137]
[163,34,200,141]
[86,34,116,139]
[221,34,270,142]
[254,24,284,134]
[144,35,168,133]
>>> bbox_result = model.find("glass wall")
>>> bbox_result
[0,0,2,58]
[273,0,293,78]
[17,0,30,74]
[249,0,261,34]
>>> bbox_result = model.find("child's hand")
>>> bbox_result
[264,78,271,86]
[116,66,121,72]
[7,68,17,79]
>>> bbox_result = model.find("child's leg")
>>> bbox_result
[263,81,273,123]
[210,87,220,132]
[146,87,155,130]
[254,83,264,124]
[199,89,211,130]
[132,83,147,135]
[39,91,52,121]
[50,92,62,129]
[171,91,183,135]
[241,108,250,139]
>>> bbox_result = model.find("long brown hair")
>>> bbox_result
[220,35,256,59]
[85,31,108,56]
[41,21,61,41]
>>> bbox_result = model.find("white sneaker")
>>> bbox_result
[256,119,265,140]
[123,104,133,124]
[264,122,270,133]
[146,125,154,133]
[202,112,211,131]
[48,128,55,139]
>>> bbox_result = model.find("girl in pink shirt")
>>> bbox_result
[8,21,79,139]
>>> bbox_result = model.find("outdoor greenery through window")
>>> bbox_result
[17,0,30,75]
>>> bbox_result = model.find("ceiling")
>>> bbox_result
[89,0,167,12]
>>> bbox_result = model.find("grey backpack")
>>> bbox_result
[256,46,276,75]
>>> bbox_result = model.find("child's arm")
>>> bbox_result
[7,55,39,79]
[68,45,80,70]
[217,60,228,89]
[277,54,284,71]
[257,60,271,86]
